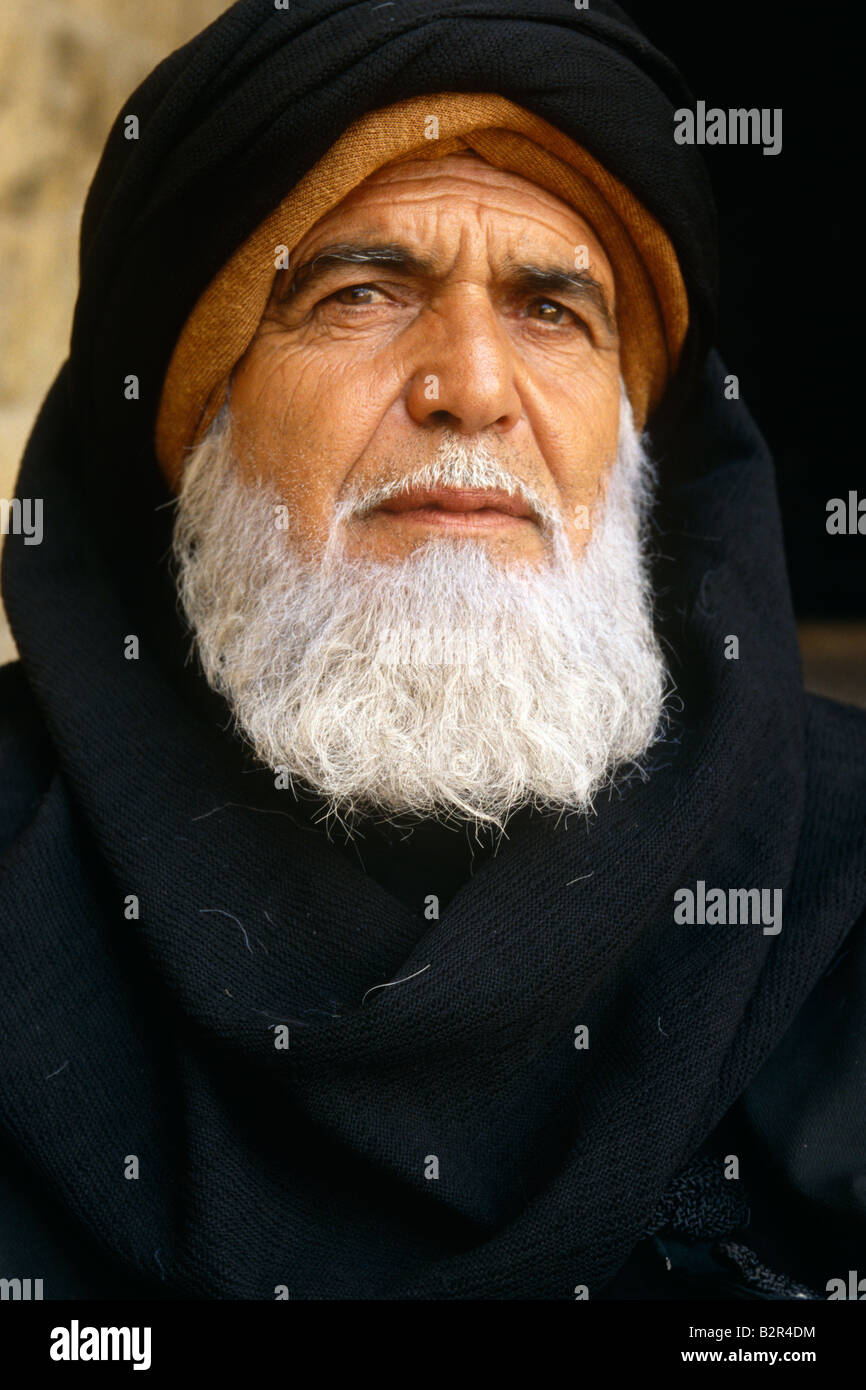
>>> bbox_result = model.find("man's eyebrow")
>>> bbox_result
[282,242,438,297]
[504,264,617,336]
[280,243,617,336]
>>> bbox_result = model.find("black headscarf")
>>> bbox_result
[1,0,864,1299]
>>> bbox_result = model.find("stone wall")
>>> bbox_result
[0,0,228,665]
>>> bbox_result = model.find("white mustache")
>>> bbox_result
[336,435,559,531]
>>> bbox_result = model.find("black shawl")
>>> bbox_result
[1,0,864,1300]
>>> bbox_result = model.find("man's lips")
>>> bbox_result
[372,487,535,528]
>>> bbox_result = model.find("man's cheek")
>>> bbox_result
[279,353,385,442]
[270,476,340,557]
[524,354,618,442]
[565,465,613,548]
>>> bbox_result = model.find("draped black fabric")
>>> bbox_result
[1,0,865,1300]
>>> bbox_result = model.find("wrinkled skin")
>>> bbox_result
[228,152,622,565]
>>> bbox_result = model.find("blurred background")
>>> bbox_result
[0,0,862,701]
[0,0,229,667]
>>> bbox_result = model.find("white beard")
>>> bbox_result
[171,385,668,828]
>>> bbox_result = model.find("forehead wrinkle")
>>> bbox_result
[323,179,604,248]
[290,199,614,295]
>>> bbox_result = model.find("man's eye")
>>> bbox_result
[327,284,384,306]
[526,297,578,326]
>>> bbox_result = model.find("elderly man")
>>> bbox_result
[0,0,864,1305]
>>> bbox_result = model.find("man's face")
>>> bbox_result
[227,152,621,565]
[173,153,665,827]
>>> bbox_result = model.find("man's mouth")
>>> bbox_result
[372,486,536,531]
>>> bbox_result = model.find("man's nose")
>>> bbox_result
[405,290,523,435]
